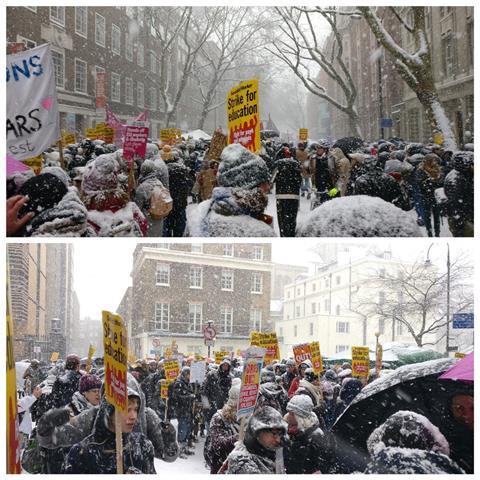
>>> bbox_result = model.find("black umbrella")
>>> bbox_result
[332,136,364,155]
[330,357,473,473]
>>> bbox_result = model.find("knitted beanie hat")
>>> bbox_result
[286,395,314,418]
[79,374,102,393]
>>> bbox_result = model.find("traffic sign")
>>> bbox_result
[447,346,459,352]
[203,324,217,340]
[380,118,393,128]
[452,313,474,329]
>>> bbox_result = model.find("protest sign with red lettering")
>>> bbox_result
[293,343,312,365]
[123,125,149,163]
[237,347,266,420]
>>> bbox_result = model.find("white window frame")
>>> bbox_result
[125,77,133,105]
[336,305,341,316]
[50,47,65,89]
[336,275,341,285]
[50,7,65,27]
[189,266,203,289]
[189,303,203,333]
[155,263,170,286]
[94,66,105,97]
[25,7,37,12]
[294,325,298,337]
[296,306,300,317]
[311,302,316,314]
[137,43,144,67]
[251,273,263,294]
[309,322,314,335]
[149,87,157,111]
[149,51,156,73]
[154,302,170,331]
[336,345,349,354]
[74,58,88,94]
[95,13,106,47]
[223,244,234,257]
[126,34,133,61]
[220,306,233,334]
[221,269,234,291]
[336,321,349,334]
[137,82,144,108]
[111,24,121,55]
[16,35,36,50]
[250,308,262,331]
[253,246,264,260]
[75,7,88,38]
[110,72,121,102]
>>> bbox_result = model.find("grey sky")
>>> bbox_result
[73,239,470,319]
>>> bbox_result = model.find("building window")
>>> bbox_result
[223,244,234,257]
[294,325,298,337]
[296,306,300,317]
[189,266,203,289]
[250,308,262,331]
[253,246,263,260]
[220,306,233,334]
[312,302,316,314]
[379,318,385,335]
[312,283,316,292]
[251,273,263,294]
[50,7,65,27]
[336,345,349,353]
[155,263,170,286]
[336,275,341,285]
[137,43,144,67]
[324,299,330,312]
[75,7,87,37]
[125,78,133,105]
[287,291,290,299]
[94,65,105,96]
[188,303,203,332]
[441,34,456,78]
[325,278,330,288]
[309,322,314,335]
[336,321,350,333]
[95,14,106,47]
[149,51,156,73]
[112,25,121,55]
[379,291,385,305]
[137,82,144,108]
[110,72,120,102]
[221,269,234,291]
[154,302,169,330]
[51,49,65,88]
[191,243,202,253]
[408,109,420,141]
[74,59,87,94]
[336,305,341,316]
[126,34,133,61]
[297,288,301,296]
[16,36,37,50]
[149,87,157,111]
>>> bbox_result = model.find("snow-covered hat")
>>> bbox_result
[226,377,241,407]
[42,166,70,188]
[248,406,288,435]
[82,154,119,193]
[218,144,270,190]
[286,395,314,419]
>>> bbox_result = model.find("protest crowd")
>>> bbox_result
[16,342,473,475]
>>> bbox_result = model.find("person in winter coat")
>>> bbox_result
[202,358,233,432]
[287,360,311,398]
[50,354,82,409]
[141,367,166,420]
[283,395,329,473]
[310,141,333,194]
[416,153,444,237]
[272,155,302,236]
[281,359,297,392]
[296,143,313,198]
[329,147,351,196]
[35,373,177,473]
[134,158,170,237]
[67,374,101,417]
[81,154,147,236]
[170,367,195,458]
[444,151,474,237]
[187,144,275,237]
[62,391,156,474]
[335,377,363,418]
[197,160,219,201]
[23,360,46,391]
[163,158,194,236]
[256,369,288,414]
[364,410,464,474]
[225,406,288,474]
[206,378,241,473]
[293,368,327,430]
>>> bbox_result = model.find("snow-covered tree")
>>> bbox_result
[266,7,362,137]
[358,6,458,150]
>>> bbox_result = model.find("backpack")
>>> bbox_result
[148,184,173,219]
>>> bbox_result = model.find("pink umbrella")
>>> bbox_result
[7,155,30,175]
[439,352,473,382]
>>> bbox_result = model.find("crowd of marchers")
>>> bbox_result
[17,354,473,474]
[7,134,473,238]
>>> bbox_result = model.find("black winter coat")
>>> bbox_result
[202,369,232,410]
[354,169,401,203]
[62,399,156,474]
[415,168,444,207]
[314,154,334,192]
[171,377,194,418]
[273,158,302,196]
[284,424,328,474]
[166,161,194,209]
[444,169,474,225]
[50,369,82,408]
[208,409,239,473]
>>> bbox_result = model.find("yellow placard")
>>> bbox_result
[163,359,180,383]
[50,352,59,362]
[299,128,309,141]
[215,351,231,364]
[165,348,173,359]
[434,133,444,145]
[227,78,260,153]
[310,341,323,374]
[104,127,115,143]
[160,128,182,145]
[160,379,169,399]
[250,332,280,365]
[455,352,466,359]
[352,346,370,378]
[88,344,96,361]
[62,131,76,145]
[21,155,43,174]
[102,311,128,413]
[127,350,136,364]
[85,128,97,139]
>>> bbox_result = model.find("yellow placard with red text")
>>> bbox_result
[250,332,280,365]
[310,341,323,374]
[299,128,308,141]
[352,346,370,378]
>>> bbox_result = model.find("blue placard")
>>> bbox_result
[452,313,474,329]
[380,118,393,128]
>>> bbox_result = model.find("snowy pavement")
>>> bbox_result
[187,194,452,237]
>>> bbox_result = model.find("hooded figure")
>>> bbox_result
[256,378,288,415]
[283,395,330,474]
[335,377,363,418]
[50,354,82,409]
[62,389,156,474]
[35,373,177,473]
[207,378,241,473]
[364,411,464,474]
[225,406,288,474]
[187,144,275,237]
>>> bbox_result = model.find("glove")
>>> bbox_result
[37,407,71,436]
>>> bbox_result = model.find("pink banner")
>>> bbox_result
[123,125,149,162]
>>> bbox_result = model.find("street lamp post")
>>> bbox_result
[425,243,451,356]
[374,331,381,376]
